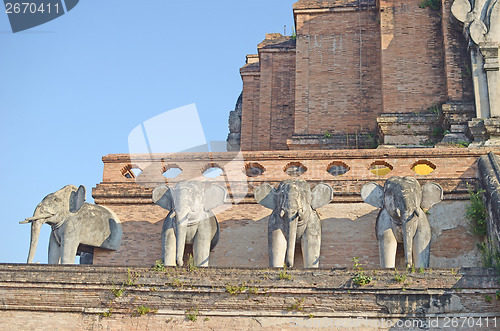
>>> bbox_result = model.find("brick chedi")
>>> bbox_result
[236,0,475,150]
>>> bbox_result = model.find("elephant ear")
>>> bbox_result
[204,185,226,211]
[69,185,86,213]
[421,182,443,209]
[254,183,276,210]
[152,185,173,210]
[311,183,333,210]
[361,182,384,208]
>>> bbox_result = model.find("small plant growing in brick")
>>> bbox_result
[110,285,125,298]
[187,254,197,272]
[134,305,157,316]
[352,257,372,287]
[186,308,198,321]
[170,278,183,288]
[99,308,113,317]
[393,270,407,283]
[485,295,492,302]
[126,268,141,286]
[465,186,487,235]
[323,130,332,139]
[496,290,500,300]
[419,0,441,10]
[286,298,305,311]
[152,260,166,272]
[248,287,259,295]
[225,283,247,295]
[278,267,293,281]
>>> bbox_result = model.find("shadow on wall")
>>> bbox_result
[94,220,164,266]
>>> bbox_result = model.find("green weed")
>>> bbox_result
[134,305,157,316]
[419,0,441,10]
[152,260,166,272]
[352,257,372,286]
[186,308,198,321]
[278,267,293,281]
[465,186,487,235]
[225,283,248,295]
[287,298,304,311]
[99,308,113,317]
[393,270,407,283]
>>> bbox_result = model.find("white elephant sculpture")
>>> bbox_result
[20,185,122,264]
[255,179,333,268]
[361,176,443,268]
[152,180,226,267]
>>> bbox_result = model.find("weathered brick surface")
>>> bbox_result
[90,149,498,266]
[294,6,382,136]
[238,0,472,151]
[379,0,447,114]
[441,0,474,102]
[0,265,498,330]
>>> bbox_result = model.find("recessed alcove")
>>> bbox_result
[368,161,393,176]
[244,163,265,177]
[284,162,307,177]
[411,160,436,176]
[121,165,143,179]
[327,161,350,176]
[162,164,183,179]
[202,163,224,178]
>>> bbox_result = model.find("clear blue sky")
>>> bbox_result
[0,1,296,263]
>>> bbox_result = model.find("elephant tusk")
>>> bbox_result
[280,210,285,218]
[20,213,53,224]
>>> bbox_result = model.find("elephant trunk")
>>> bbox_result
[26,219,44,263]
[21,207,51,263]
[285,211,299,268]
[402,212,416,268]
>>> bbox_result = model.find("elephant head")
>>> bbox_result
[255,179,333,268]
[20,185,84,263]
[361,176,443,268]
[152,180,226,266]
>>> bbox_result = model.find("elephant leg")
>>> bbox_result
[413,219,431,268]
[269,219,287,268]
[302,217,321,268]
[60,240,79,264]
[175,225,188,267]
[162,213,176,266]
[193,221,212,267]
[378,229,397,268]
[48,231,61,264]
[376,209,397,268]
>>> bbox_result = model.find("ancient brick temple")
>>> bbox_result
[228,0,477,151]
[4,1,500,329]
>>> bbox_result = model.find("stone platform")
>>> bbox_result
[0,264,498,330]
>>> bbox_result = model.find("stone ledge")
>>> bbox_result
[1,265,497,330]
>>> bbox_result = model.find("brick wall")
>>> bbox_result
[379,0,447,114]
[240,63,260,151]
[238,0,472,151]
[258,47,296,150]
[441,0,474,102]
[90,148,499,267]
[294,4,383,135]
